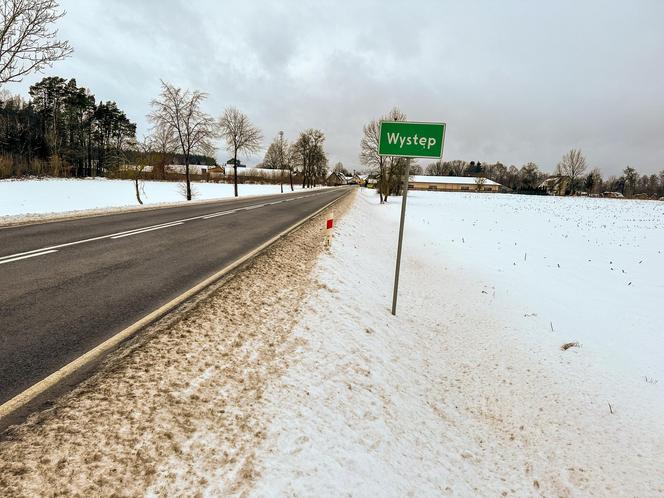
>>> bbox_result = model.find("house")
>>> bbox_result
[539,176,570,195]
[207,166,225,178]
[165,164,209,175]
[351,173,368,185]
[326,171,347,186]
[209,166,289,181]
[407,175,501,192]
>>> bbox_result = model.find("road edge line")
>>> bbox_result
[0,188,353,423]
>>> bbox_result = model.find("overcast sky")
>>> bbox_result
[8,0,664,175]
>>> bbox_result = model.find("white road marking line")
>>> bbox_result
[110,222,183,239]
[0,235,110,261]
[242,204,265,211]
[109,220,192,237]
[0,249,42,261]
[202,209,236,219]
[0,249,58,265]
[1,218,200,261]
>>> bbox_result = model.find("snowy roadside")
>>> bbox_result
[249,189,664,497]
[0,178,322,226]
[0,192,354,497]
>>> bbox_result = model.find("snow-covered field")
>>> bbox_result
[391,190,664,383]
[0,177,305,222]
[252,189,664,496]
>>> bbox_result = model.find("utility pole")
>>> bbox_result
[279,130,284,194]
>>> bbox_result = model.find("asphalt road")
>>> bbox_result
[0,186,350,405]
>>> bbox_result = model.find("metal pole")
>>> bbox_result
[391,159,411,315]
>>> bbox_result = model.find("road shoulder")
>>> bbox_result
[0,191,354,496]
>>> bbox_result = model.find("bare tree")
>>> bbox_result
[333,161,349,176]
[359,118,384,201]
[149,80,216,200]
[475,176,487,191]
[425,160,451,176]
[585,168,603,194]
[646,174,658,196]
[263,130,290,193]
[0,0,72,85]
[623,165,638,197]
[359,107,406,203]
[291,128,327,188]
[447,159,468,176]
[383,108,408,199]
[409,163,423,175]
[557,149,587,194]
[127,137,156,205]
[147,121,178,180]
[218,106,263,197]
[518,162,541,191]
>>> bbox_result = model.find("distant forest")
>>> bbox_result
[0,76,215,179]
[418,158,664,198]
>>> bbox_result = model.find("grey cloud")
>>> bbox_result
[7,0,664,174]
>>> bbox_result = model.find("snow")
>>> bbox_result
[2,187,663,495]
[0,177,311,222]
[251,189,664,496]
[389,191,664,382]
[409,175,500,185]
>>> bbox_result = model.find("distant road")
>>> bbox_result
[0,187,350,406]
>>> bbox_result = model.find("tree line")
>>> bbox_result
[360,109,664,200]
[421,151,664,197]
[261,128,329,193]
[148,80,329,200]
[419,159,546,193]
[0,77,140,177]
[0,76,331,202]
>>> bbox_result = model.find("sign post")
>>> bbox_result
[378,121,446,315]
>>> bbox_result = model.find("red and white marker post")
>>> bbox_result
[325,212,334,246]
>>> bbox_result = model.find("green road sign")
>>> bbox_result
[379,121,446,158]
